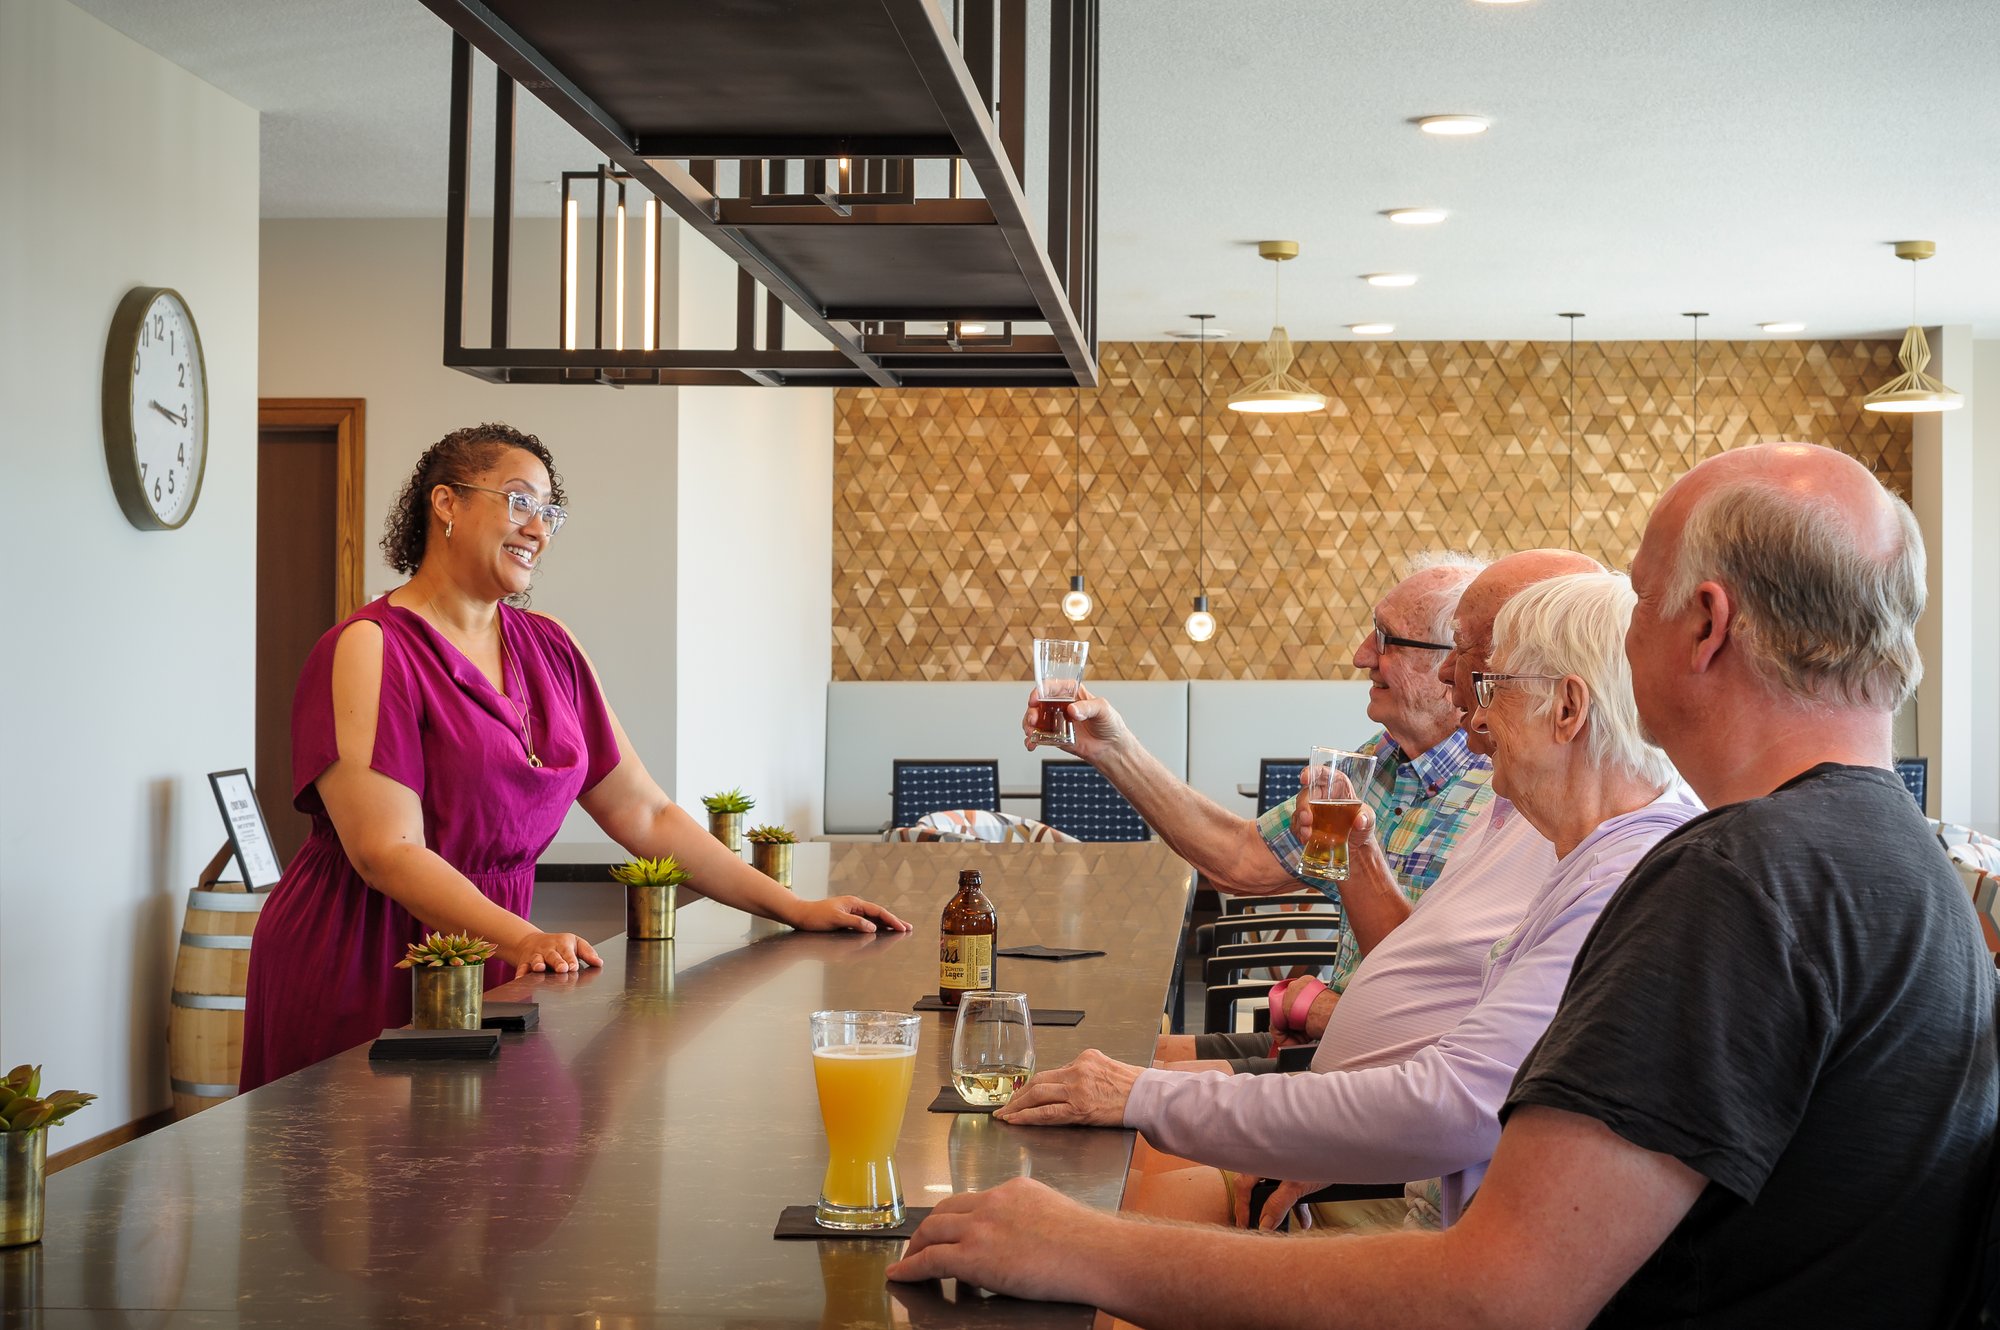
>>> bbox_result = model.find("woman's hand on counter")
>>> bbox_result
[502,930,604,973]
[788,895,913,934]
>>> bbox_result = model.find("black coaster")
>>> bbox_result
[481,1001,539,1031]
[996,945,1105,961]
[928,1086,1001,1114]
[773,1205,932,1240]
[913,996,1084,1026]
[367,1028,501,1061]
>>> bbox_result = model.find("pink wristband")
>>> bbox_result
[1266,976,1328,1034]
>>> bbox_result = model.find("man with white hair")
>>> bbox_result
[891,443,1997,1329]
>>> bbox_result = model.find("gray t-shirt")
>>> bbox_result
[1506,764,1997,1328]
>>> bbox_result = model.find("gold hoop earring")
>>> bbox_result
[445,521,454,540]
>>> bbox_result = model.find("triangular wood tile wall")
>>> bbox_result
[834,338,1909,682]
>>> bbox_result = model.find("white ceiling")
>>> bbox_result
[71,0,2000,341]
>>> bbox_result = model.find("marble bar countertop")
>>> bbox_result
[5,841,1194,1329]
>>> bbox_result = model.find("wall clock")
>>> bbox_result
[102,286,208,530]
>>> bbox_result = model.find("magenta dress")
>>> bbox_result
[240,599,622,1091]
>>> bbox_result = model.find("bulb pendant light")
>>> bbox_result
[1185,594,1217,643]
[1865,241,1963,414]
[1188,315,1220,642]
[1059,390,1093,620]
[1229,242,1327,414]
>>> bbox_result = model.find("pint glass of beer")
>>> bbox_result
[1030,637,1089,745]
[810,1009,921,1230]
[1298,746,1376,883]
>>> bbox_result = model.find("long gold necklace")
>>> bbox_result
[416,589,539,767]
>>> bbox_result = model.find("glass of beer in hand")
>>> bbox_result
[1030,637,1089,745]
[1298,746,1376,883]
[810,1010,921,1230]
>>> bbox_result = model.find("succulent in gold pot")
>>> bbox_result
[701,788,755,852]
[610,855,691,941]
[396,931,497,1031]
[1,1065,96,1248]
[745,824,798,888]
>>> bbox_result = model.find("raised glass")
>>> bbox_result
[950,991,1035,1107]
[1029,637,1089,745]
[809,1009,920,1230]
[1298,746,1377,883]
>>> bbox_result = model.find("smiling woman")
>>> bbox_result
[238,422,912,1092]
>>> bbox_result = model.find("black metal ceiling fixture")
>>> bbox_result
[420,0,1100,389]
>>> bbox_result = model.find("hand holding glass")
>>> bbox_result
[950,991,1035,1107]
[810,1010,920,1229]
[1029,638,1089,745]
[1298,746,1377,883]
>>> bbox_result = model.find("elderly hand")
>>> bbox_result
[1231,1175,1327,1230]
[886,1177,1102,1300]
[1021,684,1128,762]
[1291,786,1376,850]
[790,895,912,933]
[992,1049,1142,1127]
[502,930,603,974]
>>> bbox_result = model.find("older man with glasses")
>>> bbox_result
[1026,555,1494,1068]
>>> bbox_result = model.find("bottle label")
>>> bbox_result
[940,934,994,991]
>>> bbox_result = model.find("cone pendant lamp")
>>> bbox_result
[1864,241,1962,414]
[1228,242,1326,414]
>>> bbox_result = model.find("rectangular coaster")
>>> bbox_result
[481,1001,539,1031]
[773,1205,932,1240]
[927,1085,1002,1114]
[367,1028,501,1061]
[913,996,1084,1026]
[996,945,1105,961]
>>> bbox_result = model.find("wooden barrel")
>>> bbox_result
[168,882,266,1119]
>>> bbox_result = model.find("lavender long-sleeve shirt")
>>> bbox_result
[1124,791,1702,1224]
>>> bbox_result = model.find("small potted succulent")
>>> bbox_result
[610,855,690,941]
[702,788,755,852]
[745,824,798,888]
[396,931,497,1031]
[1,1065,95,1247]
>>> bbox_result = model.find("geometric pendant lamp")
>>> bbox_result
[1863,240,1963,414]
[1227,241,1327,414]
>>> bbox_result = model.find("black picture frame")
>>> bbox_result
[207,768,283,890]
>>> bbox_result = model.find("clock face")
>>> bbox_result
[104,287,208,530]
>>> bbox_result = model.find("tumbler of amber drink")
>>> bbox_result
[1299,746,1376,883]
[810,1010,920,1230]
[1030,637,1089,745]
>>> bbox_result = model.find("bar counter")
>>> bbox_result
[4,842,1193,1328]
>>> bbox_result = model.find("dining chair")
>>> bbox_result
[1039,760,1152,842]
[889,759,1001,830]
[1257,758,1309,816]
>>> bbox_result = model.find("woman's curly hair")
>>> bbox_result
[380,423,567,576]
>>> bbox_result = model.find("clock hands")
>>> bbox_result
[149,400,188,427]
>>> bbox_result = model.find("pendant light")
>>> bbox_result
[1864,241,1964,413]
[1228,242,1326,414]
[1560,312,1583,548]
[1682,311,1707,463]
[1060,390,1093,622]
[1186,315,1218,643]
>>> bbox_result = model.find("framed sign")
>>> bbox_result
[207,768,283,890]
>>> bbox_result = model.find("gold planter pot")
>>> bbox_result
[0,1130,46,1248]
[709,810,746,852]
[626,882,678,941]
[411,962,484,1031]
[751,840,794,888]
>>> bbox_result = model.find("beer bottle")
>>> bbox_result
[938,868,997,1007]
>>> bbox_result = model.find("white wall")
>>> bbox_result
[673,232,835,835]
[1973,340,2000,835]
[0,0,260,1127]
[259,219,680,836]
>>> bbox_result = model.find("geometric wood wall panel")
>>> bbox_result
[835,338,1908,681]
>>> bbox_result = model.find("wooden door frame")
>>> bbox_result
[257,398,366,618]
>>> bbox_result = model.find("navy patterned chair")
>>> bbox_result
[890,759,1002,831]
[1257,758,1309,816]
[1039,760,1151,842]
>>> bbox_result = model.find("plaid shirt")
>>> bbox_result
[1257,728,1495,992]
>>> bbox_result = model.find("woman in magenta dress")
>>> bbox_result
[241,423,909,1090]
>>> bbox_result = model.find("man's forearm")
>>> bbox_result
[1335,838,1411,952]
[1093,741,1294,894]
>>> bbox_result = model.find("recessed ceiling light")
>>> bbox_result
[1349,323,1395,335]
[1759,321,1805,334]
[1167,327,1232,339]
[1364,273,1419,288]
[1415,115,1490,136]
[1385,208,1448,225]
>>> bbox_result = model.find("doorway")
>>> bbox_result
[256,399,366,867]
